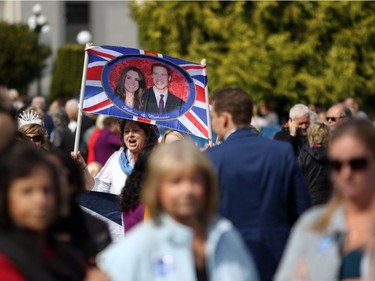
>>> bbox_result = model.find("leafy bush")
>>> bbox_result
[50,44,85,101]
[131,2,375,115]
[0,22,51,95]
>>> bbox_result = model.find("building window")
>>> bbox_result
[65,1,89,43]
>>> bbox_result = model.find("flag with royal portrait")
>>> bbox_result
[82,46,210,140]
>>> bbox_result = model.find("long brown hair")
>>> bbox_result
[114,66,146,110]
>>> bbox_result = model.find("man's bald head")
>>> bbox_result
[326,103,351,130]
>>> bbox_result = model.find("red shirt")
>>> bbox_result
[0,252,26,281]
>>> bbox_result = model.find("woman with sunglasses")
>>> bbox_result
[18,110,49,151]
[275,119,375,281]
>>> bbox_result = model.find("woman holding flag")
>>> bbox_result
[73,119,158,195]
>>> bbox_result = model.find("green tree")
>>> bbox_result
[50,44,85,101]
[0,22,51,95]
[131,1,375,115]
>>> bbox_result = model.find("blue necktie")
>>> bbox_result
[159,94,164,114]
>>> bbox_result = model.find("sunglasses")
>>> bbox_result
[328,157,371,172]
[27,135,43,143]
[326,116,346,122]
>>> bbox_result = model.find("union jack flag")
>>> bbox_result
[82,45,210,140]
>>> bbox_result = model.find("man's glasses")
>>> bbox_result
[326,116,346,122]
[328,157,371,172]
[27,135,43,143]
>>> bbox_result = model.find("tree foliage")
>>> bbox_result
[50,44,85,101]
[130,1,375,114]
[0,22,51,95]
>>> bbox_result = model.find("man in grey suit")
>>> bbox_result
[142,63,184,114]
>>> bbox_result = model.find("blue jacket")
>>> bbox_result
[97,214,259,281]
[275,204,374,280]
[206,129,311,281]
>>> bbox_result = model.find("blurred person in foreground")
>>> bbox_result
[206,88,311,281]
[47,149,112,265]
[298,122,332,205]
[0,146,109,281]
[275,119,375,281]
[98,140,259,281]
[0,107,17,153]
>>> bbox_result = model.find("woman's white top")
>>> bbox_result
[92,147,128,195]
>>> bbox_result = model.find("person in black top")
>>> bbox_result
[274,103,310,157]
[298,121,332,205]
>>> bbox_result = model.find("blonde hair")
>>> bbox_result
[308,121,330,147]
[142,141,218,224]
[160,129,190,143]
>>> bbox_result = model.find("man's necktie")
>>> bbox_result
[159,94,164,114]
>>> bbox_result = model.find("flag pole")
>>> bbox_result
[200,59,213,146]
[74,43,93,156]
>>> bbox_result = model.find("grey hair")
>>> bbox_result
[50,108,69,127]
[289,104,310,120]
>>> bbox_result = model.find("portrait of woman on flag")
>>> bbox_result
[114,66,146,111]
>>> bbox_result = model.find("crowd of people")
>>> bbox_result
[1,80,375,281]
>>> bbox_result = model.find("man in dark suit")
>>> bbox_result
[142,63,184,114]
[206,88,311,281]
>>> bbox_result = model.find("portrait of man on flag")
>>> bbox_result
[142,62,185,116]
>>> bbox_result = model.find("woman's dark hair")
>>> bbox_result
[0,146,60,230]
[120,144,154,213]
[47,148,84,197]
[119,119,159,149]
[47,149,110,262]
[114,66,146,110]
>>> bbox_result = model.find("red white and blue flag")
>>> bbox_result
[82,45,210,140]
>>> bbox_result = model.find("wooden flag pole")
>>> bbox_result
[73,43,93,156]
[200,59,213,146]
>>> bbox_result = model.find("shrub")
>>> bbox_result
[0,22,51,95]
[50,44,85,101]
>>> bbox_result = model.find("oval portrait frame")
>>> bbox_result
[101,54,196,121]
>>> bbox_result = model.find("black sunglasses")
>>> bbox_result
[326,116,346,122]
[27,135,43,143]
[328,157,371,172]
